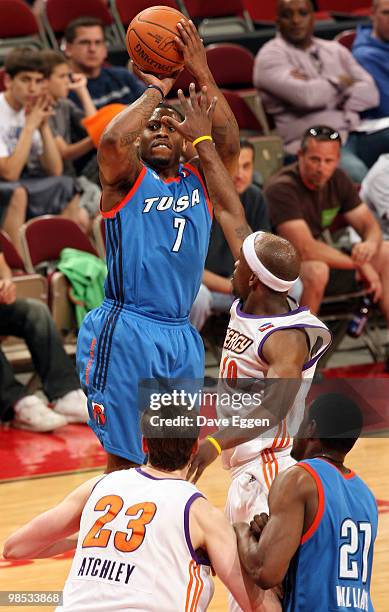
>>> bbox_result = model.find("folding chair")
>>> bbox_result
[19,216,98,335]
[41,0,120,50]
[316,0,371,17]
[205,43,271,134]
[109,0,185,46]
[221,91,284,182]
[0,0,47,62]
[317,221,384,366]
[334,29,356,50]
[184,0,254,36]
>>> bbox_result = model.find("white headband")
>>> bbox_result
[242,232,299,292]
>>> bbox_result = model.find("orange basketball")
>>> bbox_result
[126,6,188,77]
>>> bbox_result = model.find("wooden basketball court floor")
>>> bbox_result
[0,435,388,612]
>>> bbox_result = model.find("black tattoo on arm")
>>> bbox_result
[235,224,251,241]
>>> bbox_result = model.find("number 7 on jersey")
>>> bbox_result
[172,218,186,252]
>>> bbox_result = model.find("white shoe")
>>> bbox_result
[13,395,68,432]
[53,389,89,423]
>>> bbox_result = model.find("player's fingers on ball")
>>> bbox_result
[188,20,199,37]
[178,21,190,41]
[174,35,185,51]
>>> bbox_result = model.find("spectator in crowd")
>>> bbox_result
[42,50,101,222]
[64,17,146,110]
[0,244,88,431]
[0,48,84,254]
[360,154,389,239]
[265,125,389,367]
[353,0,389,119]
[253,0,389,183]
[190,140,271,330]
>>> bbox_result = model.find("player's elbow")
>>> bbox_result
[3,538,23,559]
[99,129,122,156]
[254,566,284,589]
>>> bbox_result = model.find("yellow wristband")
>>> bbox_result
[192,135,213,147]
[206,435,222,455]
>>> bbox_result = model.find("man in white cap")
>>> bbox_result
[189,231,332,611]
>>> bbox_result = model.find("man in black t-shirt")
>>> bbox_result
[190,141,271,330]
[266,126,389,333]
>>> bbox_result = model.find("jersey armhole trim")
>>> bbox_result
[296,462,325,545]
[101,165,147,219]
[184,163,213,220]
[184,492,211,566]
[257,324,331,366]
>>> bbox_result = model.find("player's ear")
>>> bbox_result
[248,273,258,288]
[135,136,140,148]
[142,437,149,453]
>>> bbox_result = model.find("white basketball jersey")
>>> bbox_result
[58,468,214,612]
[218,299,332,468]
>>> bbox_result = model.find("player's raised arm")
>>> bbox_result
[175,20,240,176]
[98,70,179,209]
[3,476,102,559]
[161,85,250,260]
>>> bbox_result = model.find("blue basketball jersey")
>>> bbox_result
[101,162,212,319]
[284,458,378,612]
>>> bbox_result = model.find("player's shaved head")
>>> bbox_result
[255,232,301,282]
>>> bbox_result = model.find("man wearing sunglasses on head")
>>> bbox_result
[265,124,389,368]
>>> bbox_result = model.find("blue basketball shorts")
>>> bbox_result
[76,299,205,464]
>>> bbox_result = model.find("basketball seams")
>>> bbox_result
[127,6,187,75]
[136,17,183,38]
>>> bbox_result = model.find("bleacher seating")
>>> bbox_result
[41,0,120,50]
[0,0,47,62]
[184,0,254,36]
[109,0,184,46]
[335,29,356,49]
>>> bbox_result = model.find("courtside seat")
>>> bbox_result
[19,216,98,335]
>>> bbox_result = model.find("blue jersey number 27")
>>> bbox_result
[339,519,372,583]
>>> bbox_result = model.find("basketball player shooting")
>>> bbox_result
[76,20,251,473]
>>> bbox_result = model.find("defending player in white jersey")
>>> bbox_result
[3,402,267,612]
[188,231,331,610]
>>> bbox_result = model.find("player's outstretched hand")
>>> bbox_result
[175,19,207,78]
[250,513,269,540]
[132,62,182,98]
[186,437,219,484]
[161,83,217,143]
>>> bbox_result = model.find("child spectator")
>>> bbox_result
[0,48,84,253]
[42,50,101,221]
